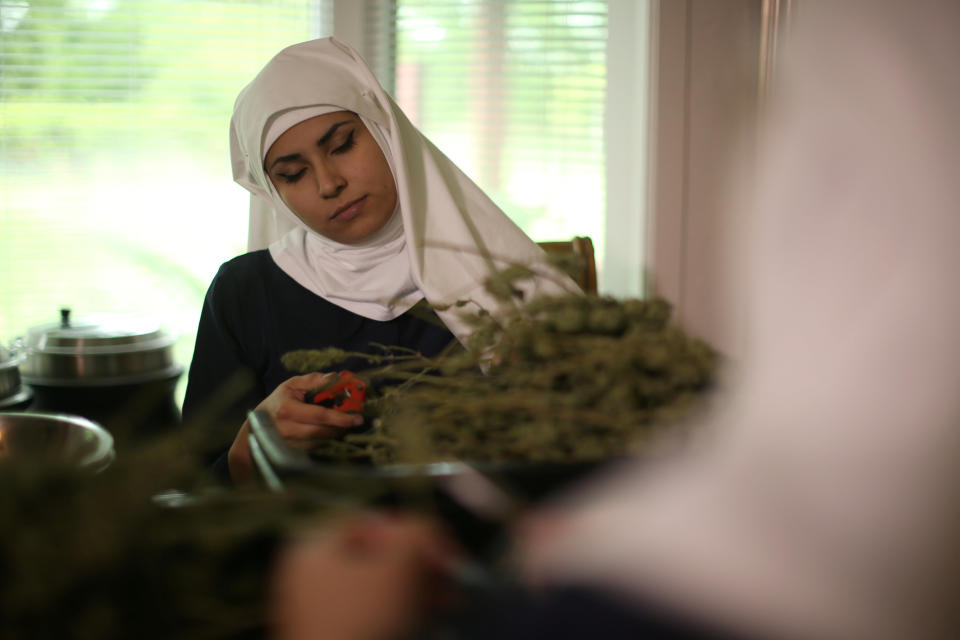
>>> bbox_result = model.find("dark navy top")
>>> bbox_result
[181,250,456,473]
[447,585,756,640]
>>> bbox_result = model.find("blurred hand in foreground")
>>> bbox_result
[270,512,465,640]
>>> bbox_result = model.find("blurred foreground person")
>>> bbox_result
[270,1,960,638]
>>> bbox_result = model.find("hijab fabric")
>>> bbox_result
[230,37,578,342]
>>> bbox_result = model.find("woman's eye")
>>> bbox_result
[277,169,306,183]
[331,130,356,155]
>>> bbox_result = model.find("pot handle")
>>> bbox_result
[4,336,29,365]
[247,431,285,492]
[246,410,316,490]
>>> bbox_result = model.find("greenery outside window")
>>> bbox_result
[0,0,328,402]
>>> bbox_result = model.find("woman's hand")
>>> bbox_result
[270,512,465,640]
[227,372,365,485]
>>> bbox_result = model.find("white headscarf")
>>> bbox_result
[230,37,578,342]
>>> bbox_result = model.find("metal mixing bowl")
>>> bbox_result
[0,412,115,472]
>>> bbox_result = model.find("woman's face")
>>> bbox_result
[264,111,398,244]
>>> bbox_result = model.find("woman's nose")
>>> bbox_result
[316,165,346,198]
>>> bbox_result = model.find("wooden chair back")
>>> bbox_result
[537,236,598,294]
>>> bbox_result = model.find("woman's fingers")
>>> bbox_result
[230,372,359,484]
[273,404,364,441]
[256,371,366,444]
[276,400,364,428]
[273,414,363,445]
[282,371,336,396]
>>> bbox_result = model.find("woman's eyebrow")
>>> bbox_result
[316,120,352,147]
[267,119,353,172]
[268,152,303,171]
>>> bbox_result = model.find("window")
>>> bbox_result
[0,0,330,401]
[360,0,651,297]
[398,0,607,245]
[364,0,615,282]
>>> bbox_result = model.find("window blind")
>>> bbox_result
[367,0,608,258]
[0,1,329,400]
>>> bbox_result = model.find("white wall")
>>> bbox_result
[646,0,762,358]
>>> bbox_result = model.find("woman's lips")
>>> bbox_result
[331,195,367,221]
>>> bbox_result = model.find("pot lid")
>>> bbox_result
[25,308,175,355]
[20,308,183,386]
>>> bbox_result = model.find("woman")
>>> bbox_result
[182,37,577,485]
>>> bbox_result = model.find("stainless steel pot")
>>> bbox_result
[0,345,33,410]
[0,412,115,472]
[18,308,184,442]
[20,308,182,386]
